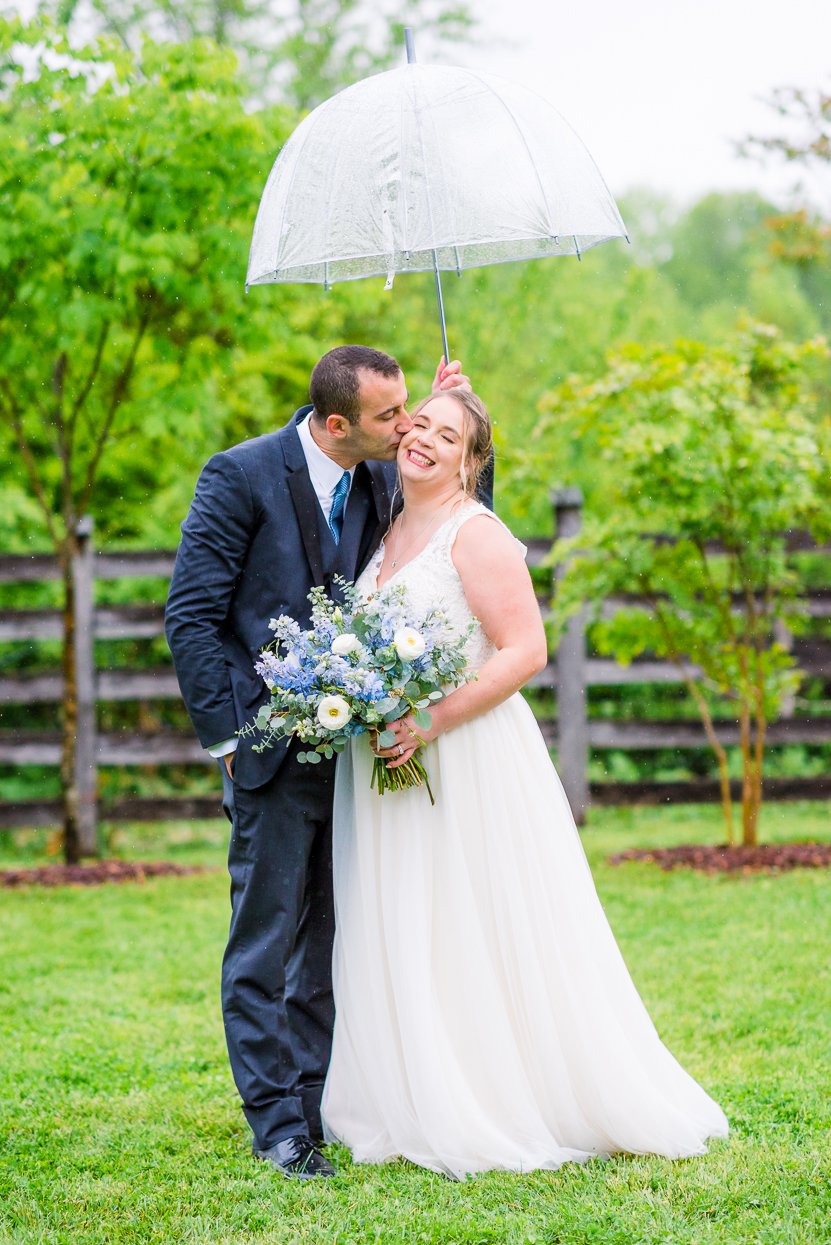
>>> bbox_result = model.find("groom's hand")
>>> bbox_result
[432,356,471,394]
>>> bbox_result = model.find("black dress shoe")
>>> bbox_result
[253,1135,335,1180]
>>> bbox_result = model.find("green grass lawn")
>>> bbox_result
[1,802,830,1245]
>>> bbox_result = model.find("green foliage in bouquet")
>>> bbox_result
[242,582,474,805]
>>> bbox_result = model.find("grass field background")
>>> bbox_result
[1,802,829,1244]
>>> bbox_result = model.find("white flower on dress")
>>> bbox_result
[393,628,426,661]
[331,633,361,656]
[317,695,352,730]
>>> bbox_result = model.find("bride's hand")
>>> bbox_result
[374,711,439,769]
[431,356,471,394]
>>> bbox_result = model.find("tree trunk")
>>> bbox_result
[715,751,735,847]
[743,694,768,848]
[742,702,762,846]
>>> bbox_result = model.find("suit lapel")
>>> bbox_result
[282,414,397,586]
[336,471,371,577]
[282,408,327,587]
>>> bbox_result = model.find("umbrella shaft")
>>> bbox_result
[433,257,450,365]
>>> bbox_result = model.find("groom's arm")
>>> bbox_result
[165,452,255,750]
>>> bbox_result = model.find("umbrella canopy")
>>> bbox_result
[247,62,626,289]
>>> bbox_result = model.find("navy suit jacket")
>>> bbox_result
[165,407,398,789]
[165,406,494,791]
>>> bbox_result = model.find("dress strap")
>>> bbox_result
[440,501,528,559]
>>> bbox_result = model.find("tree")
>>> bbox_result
[0,17,294,860]
[740,85,831,289]
[29,0,476,108]
[539,325,831,846]
[662,192,777,312]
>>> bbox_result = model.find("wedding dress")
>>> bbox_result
[321,501,728,1178]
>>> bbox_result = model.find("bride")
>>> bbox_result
[321,389,728,1179]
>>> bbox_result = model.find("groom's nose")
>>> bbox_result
[395,410,414,434]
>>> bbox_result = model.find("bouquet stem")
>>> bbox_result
[371,753,435,806]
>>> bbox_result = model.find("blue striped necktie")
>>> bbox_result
[328,470,351,545]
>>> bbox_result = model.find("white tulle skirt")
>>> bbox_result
[321,693,728,1178]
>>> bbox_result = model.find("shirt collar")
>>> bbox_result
[297,412,356,495]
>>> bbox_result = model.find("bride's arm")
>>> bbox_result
[383,515,548,766]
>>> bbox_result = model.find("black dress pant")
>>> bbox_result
[219,747,335,1148]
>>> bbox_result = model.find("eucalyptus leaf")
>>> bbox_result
[375,696,400,715]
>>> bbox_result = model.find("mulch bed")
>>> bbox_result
[0,859,209,889]
[609,842,831,875]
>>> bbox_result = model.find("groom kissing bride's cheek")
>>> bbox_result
[165,345,727,1182]
[165,346,484,1178]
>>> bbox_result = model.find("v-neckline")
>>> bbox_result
[373,501,478,592]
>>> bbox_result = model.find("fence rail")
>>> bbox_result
[1,495,830,835]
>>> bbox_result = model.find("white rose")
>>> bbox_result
[331,633,361,656]
[316,694,352,731]
[393,627,426,661]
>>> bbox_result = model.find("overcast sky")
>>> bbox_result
[463,0,831,209]
[13,0,831,209]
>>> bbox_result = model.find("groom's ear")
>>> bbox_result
[325,413,351,440]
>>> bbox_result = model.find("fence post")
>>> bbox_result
[552,488,589,825]
[773,618,796,718]
[73,515,99,855]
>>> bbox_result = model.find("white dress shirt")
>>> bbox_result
[296,412,356,521]
[207,414,355,758]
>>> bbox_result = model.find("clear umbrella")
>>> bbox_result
[246,30,628,360]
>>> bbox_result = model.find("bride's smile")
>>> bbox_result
[397,395,465,490]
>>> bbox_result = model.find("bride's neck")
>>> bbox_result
[398,481,466,524]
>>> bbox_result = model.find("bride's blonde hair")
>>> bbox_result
[410,390,493,496]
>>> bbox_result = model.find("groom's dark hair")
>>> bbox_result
[310,345,401,426]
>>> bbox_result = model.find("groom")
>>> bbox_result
[165,346,478,1180]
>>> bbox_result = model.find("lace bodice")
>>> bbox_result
[355,501,527,673]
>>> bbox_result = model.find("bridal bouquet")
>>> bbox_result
[242,579,472,803]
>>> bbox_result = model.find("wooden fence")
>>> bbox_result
[1,494,830,837]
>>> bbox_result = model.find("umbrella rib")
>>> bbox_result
[266,93,340,282]
[398,71,411,259]
[409,69,441,246]
[409,67,452,359]
[468,70,627,242]
[465,68,558,241]
[417,68,460,262]
[318,99,373,287]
